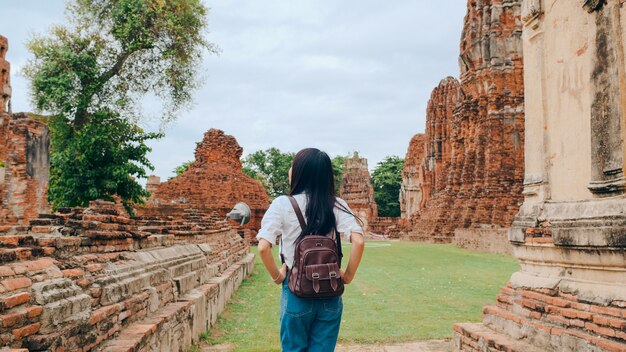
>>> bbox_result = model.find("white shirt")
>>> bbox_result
[256,193,363,269]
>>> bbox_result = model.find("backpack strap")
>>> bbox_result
[287,196,307,230]
[280,196,307,266]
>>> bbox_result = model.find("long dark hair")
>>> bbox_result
[289,148,338,236]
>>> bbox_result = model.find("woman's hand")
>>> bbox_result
[340,269,354,284]
[273,263,288,285]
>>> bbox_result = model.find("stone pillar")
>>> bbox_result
[400,134,427,218]
[454,1,626,351]
[146,175,161,195]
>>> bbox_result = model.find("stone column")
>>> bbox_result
[454,1,626,351]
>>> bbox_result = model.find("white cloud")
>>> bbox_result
[2,0,467,178]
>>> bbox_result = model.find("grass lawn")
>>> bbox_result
[203,241,519,351]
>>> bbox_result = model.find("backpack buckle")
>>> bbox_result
[312,273,320,279]
[329,271,337,278]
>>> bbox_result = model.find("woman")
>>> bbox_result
[257,148,366,352]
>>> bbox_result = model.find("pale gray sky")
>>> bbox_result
[2,1,466,179]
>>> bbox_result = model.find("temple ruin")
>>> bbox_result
[0,35,50,226]
[143,129,269,242]
[399,0,525,246]
[339,152,378,232]
[454,0,626,350]
[0,35,258,351]
[399,133,427,219]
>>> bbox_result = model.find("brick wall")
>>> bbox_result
[0,200,253,351]
[0,113,50,226]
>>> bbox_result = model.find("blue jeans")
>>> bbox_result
[280,275,343,352]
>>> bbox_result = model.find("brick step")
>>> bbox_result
[453,322,544,352]
[482,305,626,352]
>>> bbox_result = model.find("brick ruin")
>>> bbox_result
[0,200,253,351]
[0,35,50,226]
[399,0,525,244]
[339,152,378,232]
[144,129,269,242]
[0,36,256,351]
[399,133,427,220]
[454,0,626,351]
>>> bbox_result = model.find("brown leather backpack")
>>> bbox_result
[281,195,344,299]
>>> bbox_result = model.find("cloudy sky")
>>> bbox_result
[2,1,466,179]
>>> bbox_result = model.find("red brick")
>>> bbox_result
[593,314,626,329]
[0,312,24,328]
[25,306,42,318]
[11,322,40,339]
[62,268,84,278]
[23,259,53,272]
[88,304,122,325]
[0,292,31,309]
[546,313,569,326]
[15,249,31,260]
[0,266,15,277]
[0,277,31,292]
[86,263,103,273]
[585,322,616,337]
[0,237,19,248]
[590,304,626,318]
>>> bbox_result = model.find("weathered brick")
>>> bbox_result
[0,311,24,328]
[1,277,32,292]
[0,266,15,277]
[0,292,31,309]
[585,322,616,337]
[62,268,84,278]
[12,322,40,339]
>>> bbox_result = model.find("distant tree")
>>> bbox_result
[171,160,193,179]
[47,111,161,212]
[25,0,217,212]
[242,148,295,199]
[371,156,405,217]
[331,155,348,195]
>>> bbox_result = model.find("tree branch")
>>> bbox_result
[99,51,132,84]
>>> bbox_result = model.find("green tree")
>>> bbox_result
[47,111,162,212]
[25,0,217,211]
[371,156,405,217]
[242,148,294,200]
[172,160,193,179]
[331,155,348,194]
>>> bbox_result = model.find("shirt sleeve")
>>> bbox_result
[335,198,364,242]
[256,196,285,245]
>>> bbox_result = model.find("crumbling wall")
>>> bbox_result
[0,200,253,351]
[339,152,378,231]
[0,36,51,226]
[0,113,50,226]
[401,0,525,243]
[143,129,269,237]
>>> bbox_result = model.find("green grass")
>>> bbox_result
[202,241,519,351]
